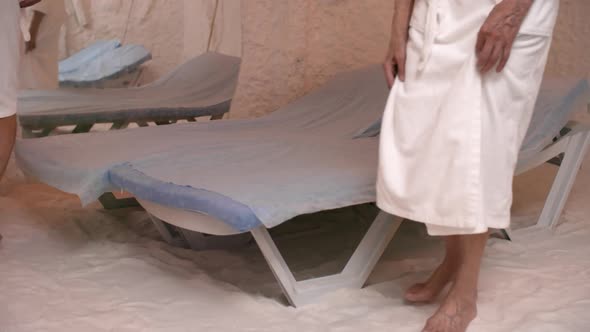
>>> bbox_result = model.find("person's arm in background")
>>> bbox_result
[20,0,47,52]
[383,0,415,88]
[0,1,24,179]
[20,0,42,8]
[25,10,46,53]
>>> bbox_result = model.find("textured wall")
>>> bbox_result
[547,0,590,124]
[182,0,242,61]
[231,0,395,118]
[303,0,392,90]
[229,1,308,119]
[545,0,590,78]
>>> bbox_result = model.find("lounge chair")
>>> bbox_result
[15,65,590,307]
[18,52,241,138]
[59,43,151,88]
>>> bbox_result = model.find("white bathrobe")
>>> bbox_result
[377,0,559,236]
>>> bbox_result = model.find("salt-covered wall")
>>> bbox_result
[182,0,241,61]
[545,0,590,77]
[64,0,589,118]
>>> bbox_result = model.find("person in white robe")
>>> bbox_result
[1,0,24,181]
[1,0,44,242]
[379,0,558,331]
[19,0,66,90]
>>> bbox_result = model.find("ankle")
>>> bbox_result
[448,286,478,304]
[439,258,460,282]
[440,257,459,272]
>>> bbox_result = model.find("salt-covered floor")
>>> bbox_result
[1,154,589,332]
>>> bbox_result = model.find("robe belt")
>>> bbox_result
[418,0,441,72]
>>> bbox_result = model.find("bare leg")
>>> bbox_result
[0,115,17,179]
[405,235,460,303]
[0,115,16,242]
[422,232,489,332]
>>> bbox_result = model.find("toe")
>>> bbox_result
[406,283,427,293]
[405,283,436,303]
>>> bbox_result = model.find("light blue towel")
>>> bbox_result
[58,40,121,74]
[59,44,151,86]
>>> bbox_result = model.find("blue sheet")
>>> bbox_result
[15,66,589,231]
[59,44,151,86]
[58,40,122,75]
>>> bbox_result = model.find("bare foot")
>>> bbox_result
[405,259,457,303]
[422,290,477,332]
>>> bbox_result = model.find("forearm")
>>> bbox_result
[26,10,46,53]
[0,115,17,180]
[391,0,415,40]
[509,0,534,26]
[20,0,43,8]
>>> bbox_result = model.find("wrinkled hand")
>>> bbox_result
[383,0,414,88]
[19,0,42,8]
[476,0,533,74]
[383,33,408,88]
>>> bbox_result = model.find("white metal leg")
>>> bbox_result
[250,212,402,307]
[149,214,187,248]
[148,212,253,250]
[537,130,590,228]
[515,138,570,175]
[497,228,512,241]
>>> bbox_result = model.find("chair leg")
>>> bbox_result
[110,121,129,130]
[499,229,512,241]
[537,130,590,228]
[149,214,188,248]
[98,192,140,210]
[21,126,36,138]
[40,126,57,137]
[73,123,94,134]
[250,212,402,307]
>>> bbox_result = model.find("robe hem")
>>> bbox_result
[375,199,510,236]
